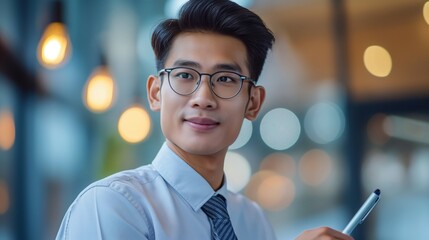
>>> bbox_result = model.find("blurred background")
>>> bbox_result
[1,0,429,239]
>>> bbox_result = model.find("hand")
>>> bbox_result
[295,227,354,240]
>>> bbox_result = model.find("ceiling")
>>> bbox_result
[251,0,429,105]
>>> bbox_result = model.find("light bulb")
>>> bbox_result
[83,66,115,112]
[37,22,71,68]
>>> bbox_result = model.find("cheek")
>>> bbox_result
[159,92,184,127]
[225,102,246,127]
[160,99,175,125]
[159,105,176,140]
[231,94,249,114]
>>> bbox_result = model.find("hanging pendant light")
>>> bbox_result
[83,53,116,113]
[37,0,72,68]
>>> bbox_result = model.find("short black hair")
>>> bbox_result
[151,0,275,82]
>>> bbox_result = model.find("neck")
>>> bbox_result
[167,141,226,191]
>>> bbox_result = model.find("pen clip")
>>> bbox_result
[359,197,380,224]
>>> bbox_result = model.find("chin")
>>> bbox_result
[177,140,227,156]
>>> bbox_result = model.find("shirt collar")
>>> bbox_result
[152,142,229,211]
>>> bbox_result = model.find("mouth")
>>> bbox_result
[184,117,220,130]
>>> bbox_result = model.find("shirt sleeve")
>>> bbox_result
[56,185,151,240]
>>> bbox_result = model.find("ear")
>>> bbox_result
[147,75,162,111]
[245,86,265,120]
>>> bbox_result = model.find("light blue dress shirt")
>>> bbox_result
[56,143,276,240]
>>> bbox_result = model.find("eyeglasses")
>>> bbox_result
[158,67,256,99]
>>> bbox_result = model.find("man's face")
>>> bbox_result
[147,32,265,156]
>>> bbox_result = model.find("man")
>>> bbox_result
[57,1,354,239]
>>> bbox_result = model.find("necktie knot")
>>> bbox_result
[202,195,229,219]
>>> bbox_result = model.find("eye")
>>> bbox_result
[217,76,232,83]
[175,72,193,79]
[215,73,240,84]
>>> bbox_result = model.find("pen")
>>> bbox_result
[342,189,381,235]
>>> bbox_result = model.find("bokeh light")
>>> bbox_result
[362,150,406,196]
[37,22,71,68]
[260,152,296,178]
[224,151,252,193]
[260,108,301,150]
[363,45,392,77]
[118,105,151,143]
[0,110,15,151]
[299,149,332,187]
[258,174,295,211]
[246,171,272,202]
[230,119,253,149]
[383,115,429,145]
[246,170,295,211]
[83,66,115,113]
[304,102,345,144]
[424,1,429,25]
[409,148,429,191]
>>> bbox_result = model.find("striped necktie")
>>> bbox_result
[201,195,238,240]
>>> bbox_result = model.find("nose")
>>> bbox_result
[189,75,217,109]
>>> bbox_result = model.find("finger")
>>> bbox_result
[307,227,354,240]
[322,227,354,240]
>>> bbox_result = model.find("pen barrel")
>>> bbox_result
[343,214,361,235]
[343,213,360,235]
[342,192,380,235]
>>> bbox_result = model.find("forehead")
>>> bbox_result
[165,32,249,74]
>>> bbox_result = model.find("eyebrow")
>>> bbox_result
[214,63,242,73]
[172,60,201,68]
[172,59,243,73]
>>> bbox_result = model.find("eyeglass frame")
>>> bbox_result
[158,66,257,99]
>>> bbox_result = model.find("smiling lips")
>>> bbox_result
[185,117,219,131]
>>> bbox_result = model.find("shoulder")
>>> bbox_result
[69,164,163,215]
[95,164,160,187]
[57,165,161,239]
[81,165,160,197]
